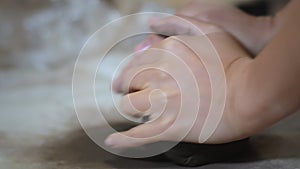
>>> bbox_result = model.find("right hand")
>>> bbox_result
[135,0,277,56]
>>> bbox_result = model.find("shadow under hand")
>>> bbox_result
[37,112,300,168]
[38,123,172,169]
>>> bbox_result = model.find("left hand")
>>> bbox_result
[105,16,253,148]
[135,1,276,55]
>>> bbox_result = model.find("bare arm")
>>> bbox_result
[235,0,300,137]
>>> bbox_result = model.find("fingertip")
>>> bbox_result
[105,133,126,148]
[112,77,121,93]
[105,132,132,149]
[148,17,160,26]
[104,135,115,147]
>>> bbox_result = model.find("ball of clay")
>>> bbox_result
[164,138,249,167]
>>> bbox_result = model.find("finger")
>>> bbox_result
[120,89,151,117]
[105,118,171,148]
[115,48,171,94]
[202,9,268,55]
[114,66,152,94]
[149,15,222,37]
[176,1,222,17]
[134,34,164,52]
[112,62,135,93]
[112,52,147,93]
[178,2,265,55]
[112,74,123,93]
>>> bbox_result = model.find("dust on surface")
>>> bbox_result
[30,124,172,169]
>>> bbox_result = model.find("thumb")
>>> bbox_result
[148,15,223,37]
[105,119,167,148]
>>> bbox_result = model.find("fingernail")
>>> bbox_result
[140,44,151,51]
[105,136,115,147]
[134,40,151,52]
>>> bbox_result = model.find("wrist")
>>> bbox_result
[225,57,257,139]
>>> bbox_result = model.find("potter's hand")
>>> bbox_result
[136,0,277,55]
[108,0,300,150]
[105,17,253,148]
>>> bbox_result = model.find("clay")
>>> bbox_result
[164,139,250,167]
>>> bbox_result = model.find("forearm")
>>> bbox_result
[237,0,300,135]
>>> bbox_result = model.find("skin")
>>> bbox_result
[105,0,300,148]
[236,0,300,137]
[136,0,276,56]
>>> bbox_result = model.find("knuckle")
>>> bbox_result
[159,115,175,128]
[199,11,215,22]
[120,96,139,116]
[198,8,224,23]
[161,37,181,50]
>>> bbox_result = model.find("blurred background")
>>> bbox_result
[0,0,298,169]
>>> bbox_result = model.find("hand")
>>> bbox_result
[105,17,253,148]
[135,0,277,56]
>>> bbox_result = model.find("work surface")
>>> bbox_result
[1,90,300,169]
